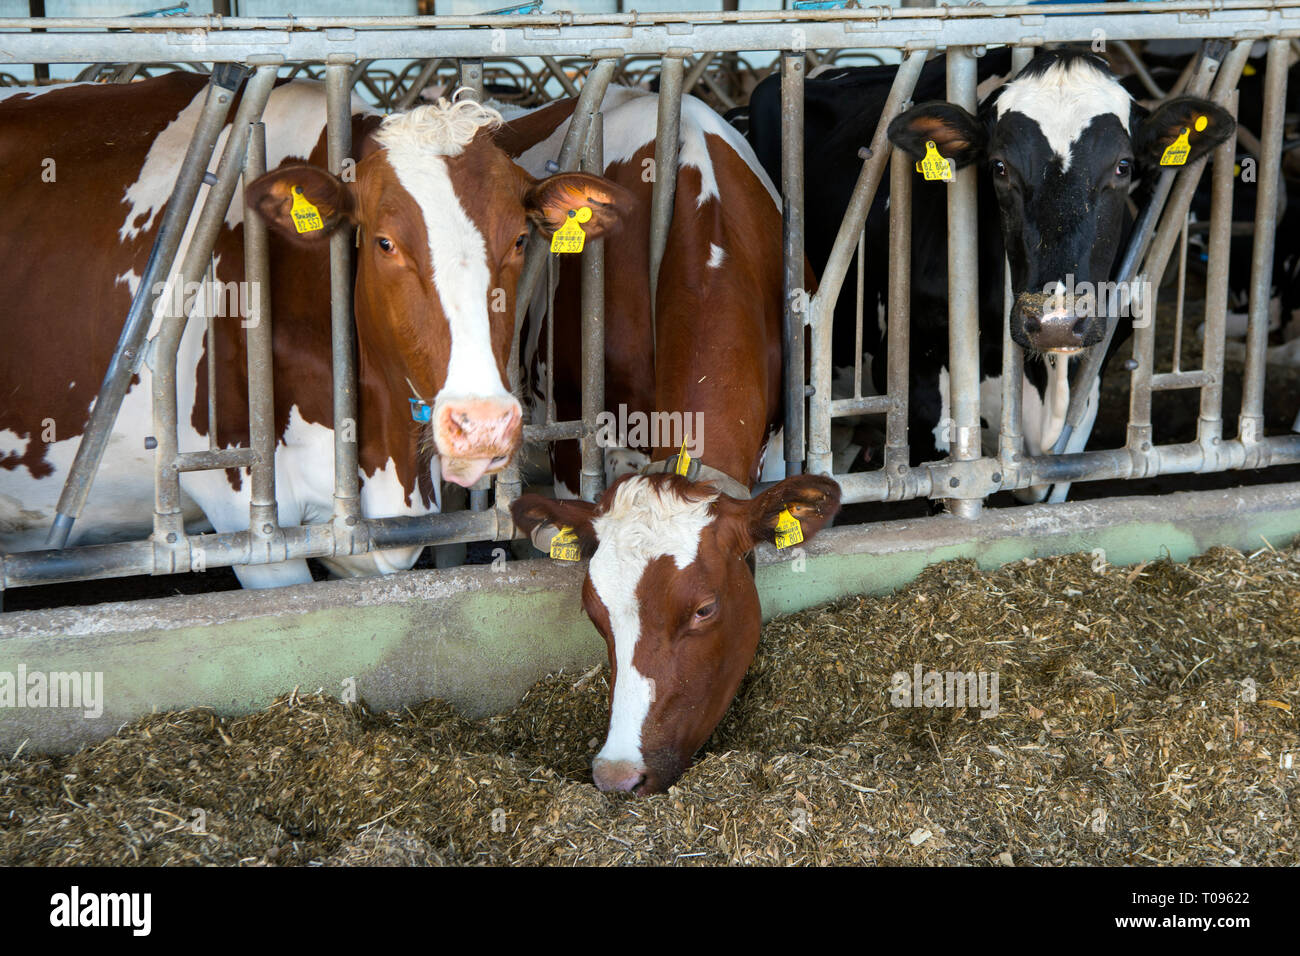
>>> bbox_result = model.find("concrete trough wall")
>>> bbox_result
[3,481,1299,754]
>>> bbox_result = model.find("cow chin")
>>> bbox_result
[638,748,689,796]
[439,452,512,487]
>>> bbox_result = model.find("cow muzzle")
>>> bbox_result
[433,395,522,487]
[1012,290,1104,353]
[592,757,648,794]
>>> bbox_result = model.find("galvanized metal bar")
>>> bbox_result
[1198,89,1239,455]
[649,54,684,341]
[944,46,983,519]
[243,121,280,545]
[1000,45,1034,482]
[781,50,806,476]
[883,147,913,488]
[807,49,926,477]
[10,7,1300,65]
[1240,36,1289,459]
[204,256,219,452]
[579,113,606,503]
[1127,40,1252,463]
[43,65,244,550]
[174,448,258,472]
[459,57,485,100]
[150,65,278,574]
[325,59,364,544]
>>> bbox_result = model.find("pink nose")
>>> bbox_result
[434,397,522,487]
[592,758,647,793]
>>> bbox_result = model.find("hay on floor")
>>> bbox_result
[2,545,1297,865]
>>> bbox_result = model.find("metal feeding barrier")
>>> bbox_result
[1,2,1299,598]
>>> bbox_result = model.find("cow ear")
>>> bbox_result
[246,164,355,245]
[1133,97,1235,169]
[887,102,987,170]
[524,171,631,239]
[511,493,599,559]
[743,475,841,552]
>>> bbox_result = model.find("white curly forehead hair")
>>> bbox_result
[373,94,504,158]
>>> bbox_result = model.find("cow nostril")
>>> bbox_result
[1023,315,1042,334]
[1071,316,1089,335]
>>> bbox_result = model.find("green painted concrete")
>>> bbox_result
[3,481,1299,753]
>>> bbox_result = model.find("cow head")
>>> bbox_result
[888,50,1234,353]
[248,98,630,486]
[512,473,840,795]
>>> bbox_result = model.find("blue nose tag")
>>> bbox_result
[408,398,432,423]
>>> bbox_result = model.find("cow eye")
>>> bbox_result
[992,159,1007,177]
[1115,159,1132,177]
[693,600,718,622]
[514,232,527,251]
[376,236,395,254]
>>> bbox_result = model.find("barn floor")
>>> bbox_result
[2,545,1296,866]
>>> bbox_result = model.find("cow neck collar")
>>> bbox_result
[638,454,752,502]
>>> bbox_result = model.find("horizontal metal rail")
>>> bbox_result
[3,7,1300,594]
[6,4,1300,63]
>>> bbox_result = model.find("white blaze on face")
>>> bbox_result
[588,478,719,766]
[373,103,518,415]
[996,58,1132,172]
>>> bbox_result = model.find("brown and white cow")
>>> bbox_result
[506,88,842,795]
[0,74,622,587]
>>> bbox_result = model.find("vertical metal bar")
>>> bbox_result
[1198,89,1238,455]
[45,65,245,549]
[244,121,278,531]
[150,66,279,569]
[805,49,926,477]
[1172,212,1189,373]
[944,46,982,519]
[854,229,865,400]
[580,113,606,503]
[326,60,363,543]
[781,50,806,476]
[1240,37,1288,459]
[884,147,912,486]
[649,54,683,338]
[204,256,219,451]
[459,57,484,101]
[1000,47,1034,482]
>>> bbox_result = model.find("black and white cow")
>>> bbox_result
[744,49,1235,496]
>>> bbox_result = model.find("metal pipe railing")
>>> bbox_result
[781,50,806,477]
[43,65,245,550]
[943,46,983,519]
[806,48,927,477]
[5,12,1300,593]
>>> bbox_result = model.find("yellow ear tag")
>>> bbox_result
[916,140,954,182]
[549,526,581,562]
[550,206,592,254]
[675,438,692,477]
[290,185,324,234]
[1160,127,1193,167]
[774,507,804,550]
